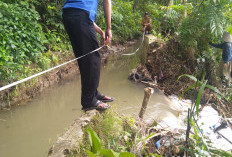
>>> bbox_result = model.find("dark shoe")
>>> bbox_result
[97,94,115,103]
[82,101,110,111]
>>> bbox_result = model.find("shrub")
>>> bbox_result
[0,1,50,82]
[96,0,141,42]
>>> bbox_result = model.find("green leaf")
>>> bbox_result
[196,80,207,116]
[87,129,93,148]
[205,84,228,101]
[178,74,229,103]
[87,150,98,157]
[119,152,135,157]
[145,133,156,141]
[87,128,102,154]
[100,149,118,157]
[179,83,196,99]
[177,74,197,82]
[52,55,58,64]
[226,25,232,35]
[149,153,163,157]
[210,148,232,156]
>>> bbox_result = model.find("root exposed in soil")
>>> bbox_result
[145,37,195,96]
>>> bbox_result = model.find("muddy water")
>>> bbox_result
[0,47,168,157]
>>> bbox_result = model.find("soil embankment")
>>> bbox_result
[130,37,195,96]
[146,37,195,95]
[131,36,231,117]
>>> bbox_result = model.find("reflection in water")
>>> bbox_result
[0,47,169,157]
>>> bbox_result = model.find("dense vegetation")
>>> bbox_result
[0,0,144,84]
[1,0,232,156]
[0,0,69,83]
[1,0,231,86]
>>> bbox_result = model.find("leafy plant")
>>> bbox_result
[86,127,135,157]
[178,73,230,156]
[96,0,141,42]
[159,3,187,36]
[0,1,48,82]
[0,0,72,84]
[178,0,231,51]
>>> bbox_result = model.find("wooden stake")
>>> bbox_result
[139,87,154,119]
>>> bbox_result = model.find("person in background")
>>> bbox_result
[210,31,232,87]
[62,0,114,111]
[141,12,152,34]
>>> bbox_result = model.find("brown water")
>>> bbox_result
[0,47,169,157]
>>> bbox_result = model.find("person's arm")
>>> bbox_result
[209,42,223,49]
[148,18,151,25]
[223,43,231,64]
[103,0,112,45]
[142,18,145,26]
[94,23,105,41]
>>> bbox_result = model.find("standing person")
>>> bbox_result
[62,0,114,111]
[141,12,152,34]
[210,31,232,86]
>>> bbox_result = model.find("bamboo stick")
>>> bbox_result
[139,87,154,119]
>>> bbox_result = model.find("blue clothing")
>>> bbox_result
[210,42,232,63]
[63,0,99,22]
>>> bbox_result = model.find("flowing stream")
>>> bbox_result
[0,46,169,157]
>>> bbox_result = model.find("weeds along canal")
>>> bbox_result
[0,46,168,157]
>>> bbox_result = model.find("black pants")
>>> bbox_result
[62,8,101,108]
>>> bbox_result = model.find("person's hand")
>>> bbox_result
[104,29,112,45]
[100,30,105,43]
[93,23,106,43]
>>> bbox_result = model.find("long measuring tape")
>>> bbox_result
[122,31,146,56]
[0,30,146,92]
[0,46,104,92]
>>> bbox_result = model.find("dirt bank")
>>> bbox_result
[130,36,231,117]
[145,37,195,95]
[0,42,136,110]
[130,36,195,96]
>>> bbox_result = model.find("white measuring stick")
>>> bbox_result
[122,31,146,56]
[0,46,104,92]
